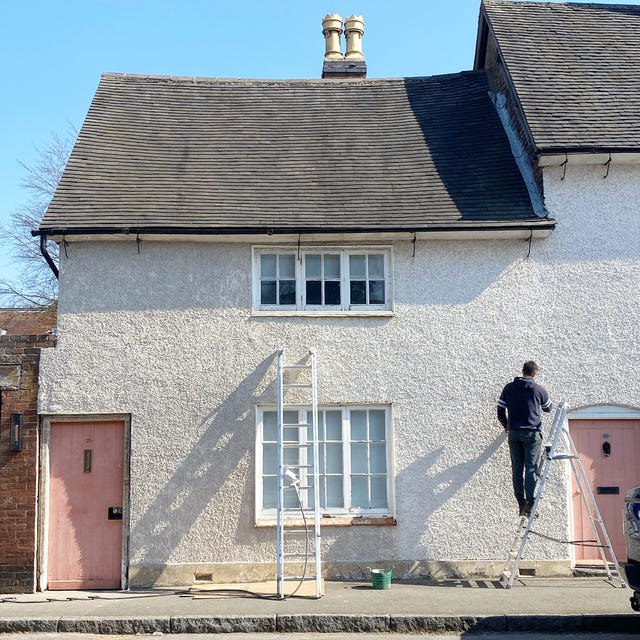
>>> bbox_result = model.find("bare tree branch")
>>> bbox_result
[0,124,76,308]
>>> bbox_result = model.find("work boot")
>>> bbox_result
[523,500,539,518]
[517,497,526,516]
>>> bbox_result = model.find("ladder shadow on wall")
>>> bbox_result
[130,353,277,568]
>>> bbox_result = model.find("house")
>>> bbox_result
[475,0,640,567]
[30,1,640,591]
[0,307,56,593]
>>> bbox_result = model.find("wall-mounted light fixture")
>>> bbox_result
[10,413,23,451]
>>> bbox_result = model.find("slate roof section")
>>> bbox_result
[480,1,640,152]
[40,71,547,235]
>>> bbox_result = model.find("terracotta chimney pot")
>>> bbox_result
[344,15,365,60]
[322,13,344,60]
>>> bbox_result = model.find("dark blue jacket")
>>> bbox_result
[497,376,552,431]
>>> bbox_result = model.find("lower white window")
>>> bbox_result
[256,405,392,518]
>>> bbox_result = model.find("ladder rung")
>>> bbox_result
[283,383,312,389]
[283,364,312,370]
[281,423,311,429]
[282,575,317,581]
[284,528,308,534]
[283,442,312,448]
[549,453,577,460]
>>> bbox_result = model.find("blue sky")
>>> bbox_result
[1,0,639,285]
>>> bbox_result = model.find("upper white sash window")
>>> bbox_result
[253,247,392,312]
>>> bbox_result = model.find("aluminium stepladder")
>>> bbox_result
[502,401,627,589]
[275,349,323,598]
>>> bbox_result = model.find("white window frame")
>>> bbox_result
[255,405,394,522]
[251,246,394,315]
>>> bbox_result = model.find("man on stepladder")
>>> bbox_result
[497,361,553,517]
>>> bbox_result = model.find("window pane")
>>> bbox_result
[369,281,385,304]
[370,476,387,508]
[324,254,340,278]
[261,281,276,305]
[326,476,344,508]
[308,444,316,470]
[305,254,321,278]
[325,442,343,473]
[349,254,366,278]
[279,254,295,278]
[263,411,277,441]
[368,254,384,278]
[324,281,340,305]
[312,478,320,509]
[370,442,387,473]
[263,443,277,473]
[306,280,322,305]
[263,477,277,509]
[351,442,368,473]
[325,411,342,440]
[283,411,299,424]
[284,489,298,509]
[351,476,368,508]
[369,410,385,440]
[350,281,366,305]
[261,254,276,278]
[283,426,298,442]
[283,448,299,466]
[351,410,367,440]
[279,280,296,305]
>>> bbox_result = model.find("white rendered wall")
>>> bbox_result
[38,163,640,581]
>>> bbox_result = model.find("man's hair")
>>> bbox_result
[522,361,539,376]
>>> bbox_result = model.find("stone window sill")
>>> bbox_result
[256,515,397,528]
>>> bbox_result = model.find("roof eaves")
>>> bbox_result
[34,220,557,239]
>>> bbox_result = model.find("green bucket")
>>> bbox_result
[370,568,392,589]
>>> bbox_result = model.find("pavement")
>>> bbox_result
[0,577,638,635]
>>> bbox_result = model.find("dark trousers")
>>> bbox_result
[508,429,543,503]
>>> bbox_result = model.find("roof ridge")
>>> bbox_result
[100,69,486,86]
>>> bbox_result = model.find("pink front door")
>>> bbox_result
[48,420,125,589]
[570,419,640,562]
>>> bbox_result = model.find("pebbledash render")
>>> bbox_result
[37,164,640,586]
[35,2,640,588]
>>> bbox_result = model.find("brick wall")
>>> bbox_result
[0,333,55,593]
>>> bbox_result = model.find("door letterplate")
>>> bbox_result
[108,506,123,520]
[596,486,619,495]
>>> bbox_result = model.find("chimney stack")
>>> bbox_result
[321,13,367,79]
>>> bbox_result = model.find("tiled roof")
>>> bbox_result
[0,307,57,336]
[40,71,546,234]
[481,1,640,152]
